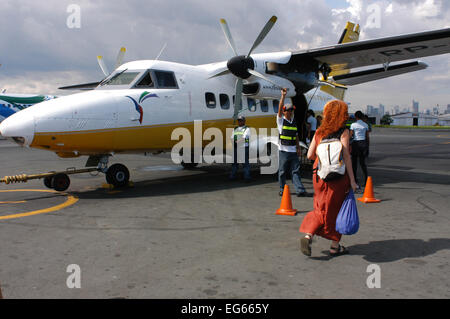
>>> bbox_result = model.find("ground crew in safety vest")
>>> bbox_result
[277,88,309,197]
[230,115,251,181]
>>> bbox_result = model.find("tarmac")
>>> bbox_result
[0,128,449,298]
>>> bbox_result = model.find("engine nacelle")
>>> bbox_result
[242,75,296,99]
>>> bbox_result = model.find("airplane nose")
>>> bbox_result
[0,111,35,146]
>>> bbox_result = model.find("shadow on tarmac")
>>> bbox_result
[71,165,284,199]
[310,238,450,263]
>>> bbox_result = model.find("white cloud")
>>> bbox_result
[0,0,448,111]
[414,0,439,18]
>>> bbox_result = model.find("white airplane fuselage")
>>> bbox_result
[0,58,334,157]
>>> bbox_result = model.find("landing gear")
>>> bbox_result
[105,163,130,187]
[181,162,198,169]
[93,155,130,188]
[179,149,199,169]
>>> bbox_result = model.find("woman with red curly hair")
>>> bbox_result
[299,100,358,257]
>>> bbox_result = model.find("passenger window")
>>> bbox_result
[154,70,178,88]
[260,100,268,112]
[135,72,154,88]
[273,100,279,113]
[220,94,230,110]
[247,98,256,112]
[205,93,216,108]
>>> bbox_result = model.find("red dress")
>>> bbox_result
[299,135,351,242]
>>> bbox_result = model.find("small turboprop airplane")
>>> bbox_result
[1,17,449,191]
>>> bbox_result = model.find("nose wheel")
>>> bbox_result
[105,164,130,187]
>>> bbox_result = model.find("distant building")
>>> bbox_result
[412,100,419,114]
[433,107,440,115]
[394,105,400,115]
[446,104,450,114]
[391,112,438,126]
[379,104,385,116]
[366,105,374,115]
[438,114,450,126]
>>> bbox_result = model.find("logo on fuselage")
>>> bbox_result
[125,91,158,124]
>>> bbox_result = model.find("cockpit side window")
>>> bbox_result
[134,71,154,88]
[154,70,178,89]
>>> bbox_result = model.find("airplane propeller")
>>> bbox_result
[216,16,277,122]
[97,47,127,76]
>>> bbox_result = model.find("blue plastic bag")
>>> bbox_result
[336,190,359,235]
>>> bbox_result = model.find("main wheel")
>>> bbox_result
[106,164,130,187]
[51,173,70,192]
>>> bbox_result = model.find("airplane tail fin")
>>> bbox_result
[320,22,360,100]
[337,22,360,44]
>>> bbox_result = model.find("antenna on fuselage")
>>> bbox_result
[97,47,127,76]
[155,43,167,61]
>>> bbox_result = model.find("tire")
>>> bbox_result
[106,164,130,187]
[51,173,70,192]
[43,176,53,189]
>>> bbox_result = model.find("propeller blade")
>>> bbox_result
[247,15,277,57]
[233,78,243,123]
[220,19,239,56]
[97,56,110,76]
[114,47,126,69]
[247,69,280,87]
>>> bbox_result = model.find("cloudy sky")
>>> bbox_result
[0,0,449,113]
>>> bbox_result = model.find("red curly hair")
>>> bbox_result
[315,100,349,140]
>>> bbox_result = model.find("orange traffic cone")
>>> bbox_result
[357,176,381,203]
[276,184,297,216]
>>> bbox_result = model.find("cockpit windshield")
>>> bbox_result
[97,68,179,89]
[102,70,140,86]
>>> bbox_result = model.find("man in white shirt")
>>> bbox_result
[277,89,308,197]
[350,111,369,187]
[230,115,251,181]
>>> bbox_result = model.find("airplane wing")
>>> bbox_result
[58,81,100,90]
[291,28,450,73]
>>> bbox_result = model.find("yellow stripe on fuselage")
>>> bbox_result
[31,115,278,155]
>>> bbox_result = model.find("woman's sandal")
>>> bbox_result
[329,244,349,257]
[300,236,312,256]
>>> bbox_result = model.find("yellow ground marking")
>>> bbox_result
[0,189,78,221]
[0,201,26,204]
